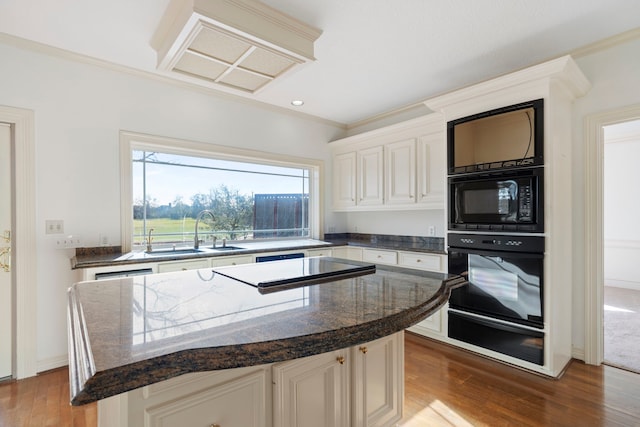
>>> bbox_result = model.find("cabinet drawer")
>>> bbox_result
[210,255,253,267]
[145,370,267,427]
[398,252,443,272]
[307,248,333,257]
[362,249,397,265]
[157,259,210,273]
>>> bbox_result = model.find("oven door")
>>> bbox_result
[448,246,543,328]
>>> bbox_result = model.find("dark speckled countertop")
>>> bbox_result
[67,257,465,405]
[71,234,446,269]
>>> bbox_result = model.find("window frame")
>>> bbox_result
[120,131,324,252]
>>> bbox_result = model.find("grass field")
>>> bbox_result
[134,218,211,245]
[133,218,250,246]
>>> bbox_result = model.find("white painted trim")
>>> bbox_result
[604,279,640,291]
[0,105,37,379]
[37,355,68,373]
[119,131,324,252]
[583,104,640,366]
[604,239,640,249]
[0,33,344,130]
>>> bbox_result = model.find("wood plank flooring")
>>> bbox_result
[401,332,640,426]
[1,332,639,426]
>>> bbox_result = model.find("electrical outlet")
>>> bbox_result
[53,235,82,249]
[45,220,64,234]
[428,226,436,236]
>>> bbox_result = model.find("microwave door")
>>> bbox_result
[456,180,518,224]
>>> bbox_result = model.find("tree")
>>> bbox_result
[190,185,254,239]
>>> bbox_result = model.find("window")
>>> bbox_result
[120,132,322,252]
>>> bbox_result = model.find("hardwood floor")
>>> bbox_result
[401,333,640,426]
[1,333,639,426]
[0,367,96,427]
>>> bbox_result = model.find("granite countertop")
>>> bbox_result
[71,234,446,269]
[71,239,334,269]
[67,258,465,405]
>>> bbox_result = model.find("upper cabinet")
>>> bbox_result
[330,114,445,211]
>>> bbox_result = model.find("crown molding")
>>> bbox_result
[0,32,345,130]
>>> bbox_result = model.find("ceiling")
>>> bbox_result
[0,0,638,126]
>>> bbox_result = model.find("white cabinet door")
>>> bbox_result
[273,350,350,427]
[333,152,357,209]
[357,146,384,206]
[385,139,416,205]
[352,332,404,427]
[157,258,210,273]
[416,131,445,207]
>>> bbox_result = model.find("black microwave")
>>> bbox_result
[448,168,543,233]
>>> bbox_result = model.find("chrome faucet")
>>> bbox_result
[146,228,154,252]
[194,210,215,249]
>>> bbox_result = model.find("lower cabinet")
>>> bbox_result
[272,349,350,427]
[99,333,403,427]
[351,333,404,427]
[272,332,403,427]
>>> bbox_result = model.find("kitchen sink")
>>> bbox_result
[144,248,205,256]
[211,246,244,251]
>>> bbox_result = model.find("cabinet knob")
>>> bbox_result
[416,259,422,263]
[336,356,345,365]
[359,346,368,354]
[210,424,221,427]
[181,268,187,271]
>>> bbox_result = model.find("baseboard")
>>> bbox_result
[37,354,68,373]
[604,280,640,291]
[572,346,585,362]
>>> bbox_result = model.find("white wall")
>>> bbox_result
[0,40,344,370]
[603,123,640,290]
[572,36,640,354]
[344,210,446,237]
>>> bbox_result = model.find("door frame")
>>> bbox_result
[0,105,37,379]
[583,104,640,365]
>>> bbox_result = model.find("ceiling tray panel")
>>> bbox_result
[152,0,322,94]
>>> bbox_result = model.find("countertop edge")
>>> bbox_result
[69,274,466,405]
[71,240,446,269]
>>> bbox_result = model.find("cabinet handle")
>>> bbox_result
[336,356,345,365]
[416,259,422,263]
[181,268,187,271]
[210,424,221,427]
[359,346,368,354]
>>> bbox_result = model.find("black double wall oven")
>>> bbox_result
[447,99,546,366]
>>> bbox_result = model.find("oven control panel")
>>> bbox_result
[448,233,545,253]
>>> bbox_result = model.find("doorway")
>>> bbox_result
[0,123,12,379]
[584,104,640,367]
[602,119,640,373]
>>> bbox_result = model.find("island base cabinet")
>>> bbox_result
[96,333,404,427]
[272,349,350,427]
[272,332,403,427]
[98,366,271,427]
[352,333,404,427]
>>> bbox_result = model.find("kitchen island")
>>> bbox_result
[68,257,465,426]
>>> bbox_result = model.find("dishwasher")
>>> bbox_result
[255,252,305,263]
[94,268,153,280]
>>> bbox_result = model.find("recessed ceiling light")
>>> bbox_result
[291,100,304,107]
